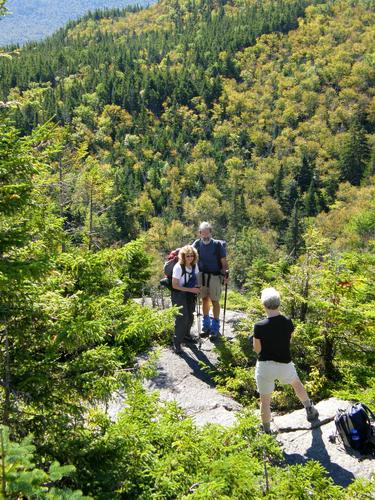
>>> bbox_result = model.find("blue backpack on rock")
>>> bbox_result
[333,402,375,455]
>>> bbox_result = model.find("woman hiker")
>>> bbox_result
[193,221,229,340]
[171,245,200,354]
[253,287,319,433]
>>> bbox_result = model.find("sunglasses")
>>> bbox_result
[186,254,194,257]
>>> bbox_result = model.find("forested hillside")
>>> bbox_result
[0,1,151,46]
[0,0,374,496]
[1,0,373,254]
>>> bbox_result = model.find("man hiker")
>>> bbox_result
[193,222,228,340]
[252,287,319,433]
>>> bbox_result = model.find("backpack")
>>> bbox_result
[160,248,180,290]
[159,249,197,290]
[333,402,375,455]
[192,238,226,274]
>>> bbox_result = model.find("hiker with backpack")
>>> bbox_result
[192,221,229,340]
[170,245,200,354]
[252,287,319,434]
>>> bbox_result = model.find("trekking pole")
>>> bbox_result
[197,292,202,349]
[263,449,269,494]
[222,270,229,337]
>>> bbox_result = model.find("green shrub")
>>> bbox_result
[0,426,88,499]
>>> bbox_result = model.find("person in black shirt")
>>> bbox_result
[252,287,319,433]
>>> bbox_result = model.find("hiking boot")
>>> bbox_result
[202,315,211,337]
[306,403,319,422]
[259,423,277,435]
[183,334,196,343]
[200,328,210,338]
[172,342,182,354]
[209,318,220,341]
[264,428,278,435]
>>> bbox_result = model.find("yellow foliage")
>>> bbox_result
[68,0,172,40]
[315,181,375,250]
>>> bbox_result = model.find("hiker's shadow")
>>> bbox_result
[284,424,355,487]
[147,344,217,391]
[179,345,217,387]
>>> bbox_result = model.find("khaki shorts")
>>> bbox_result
[198,272,222,302]
[255,360,298,395]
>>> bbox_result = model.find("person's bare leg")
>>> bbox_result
[291,378,319,421]
[260,393,272,432]
[291,378,309,403]
[211,300,220,320]
[202,297,210,316]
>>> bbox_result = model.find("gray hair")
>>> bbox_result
[199,221,212,231]
[261,287,280,310]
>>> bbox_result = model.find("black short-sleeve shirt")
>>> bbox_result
[253,314,294,363]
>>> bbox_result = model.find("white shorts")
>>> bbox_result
[255,360,299,395]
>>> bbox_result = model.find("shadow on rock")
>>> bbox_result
[180,345,217,387]
[284,425,356,487]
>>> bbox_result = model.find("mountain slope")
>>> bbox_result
[0,0,151,46]
[0,0,373,256]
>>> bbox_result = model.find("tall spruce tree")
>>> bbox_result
[273,165,284,202]
[285,201,304,258]
[304,177,320,217]
[297,155,314,193]
[0,117,61,424]
[339,122,370,186]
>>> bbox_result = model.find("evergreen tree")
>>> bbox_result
[273,164,284,202]
[339,122,370,186]
[282,179,299,214]
[285,201,304,258]
[0,426,86,498]
[0,117,61,424]
[304,177,320,217]
[296,155,314,193]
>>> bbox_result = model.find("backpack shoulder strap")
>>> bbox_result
[214,239,220,253]
[192,239,201,253]
[180,263,190,286]
[360,403,375,422]
[335,410,352,448]
[213,239,223,269]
